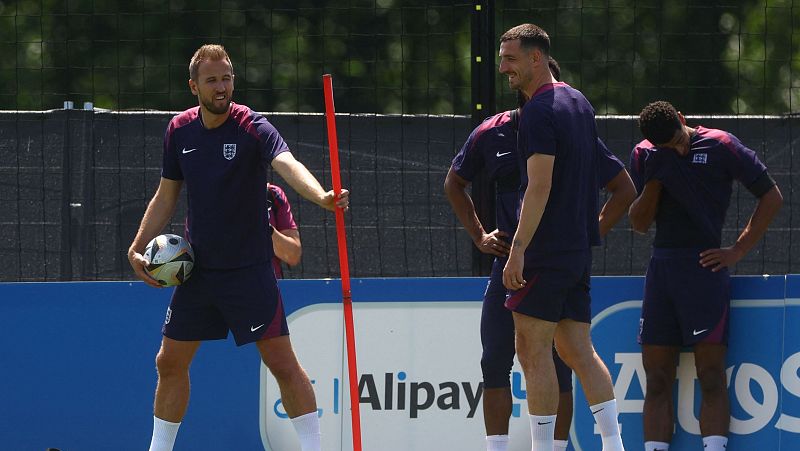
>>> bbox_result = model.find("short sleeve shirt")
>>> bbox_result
[267,183,297,278]
[162,103,289,269]
[450,111,520,236]
[517,82,602,251]
[629,126,768,248]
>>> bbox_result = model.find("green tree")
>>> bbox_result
[720,0,798,114]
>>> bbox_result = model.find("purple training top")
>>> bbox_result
[162,102,289,269]
[517,82,603,252]
[451,108,624,243]
[451,111,520,236]
[630,126,768,248]
[267,183,298,279]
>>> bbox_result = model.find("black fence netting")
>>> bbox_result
[1,1,798,280]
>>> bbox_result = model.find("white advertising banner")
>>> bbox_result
[260,301,533,451]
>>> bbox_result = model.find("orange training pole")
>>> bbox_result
[322,73,363,451]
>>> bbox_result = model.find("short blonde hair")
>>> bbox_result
[189,44,233,81]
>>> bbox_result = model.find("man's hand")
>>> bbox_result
[643,148,676,182]
[128,249,162,288]
[699,246,744,272]
[476,229,511,257]
[503,250,526,290]
[322,189,350,211]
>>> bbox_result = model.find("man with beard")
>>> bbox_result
[127,44,348,451]
[499,24,626,450]
[445,57,635,451]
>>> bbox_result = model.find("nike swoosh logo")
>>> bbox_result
[693,328,708,336]
[536,421,553,425]
[250,324,265,332]
[496,151,512,157]
[182,147,197,154]
[592,408,604,414]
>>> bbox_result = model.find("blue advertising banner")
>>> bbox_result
[572,275,788,450]
[0,277,797,450]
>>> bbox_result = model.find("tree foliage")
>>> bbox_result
[3,0,796,114]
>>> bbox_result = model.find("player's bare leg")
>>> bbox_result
[694,343,729,450]
[514,314,559,413]
[257,335,317,416]
[483,387,513,434]
[641,345,679,445]
[554,320,614,404]
[257,335,321,451]
[554,390,574,449]
[149,337,201,451]
[555,319,624,450]
[513,313,559,450]
[153,337,201,421]
[483,387,512,450]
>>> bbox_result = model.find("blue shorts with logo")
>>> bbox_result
[483,258,572,392]
[504,249,592,323]
[162,262,289,346]
[639,248,730,347]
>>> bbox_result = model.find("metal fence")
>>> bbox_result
[1,110,796,281]
[2,1,798,280]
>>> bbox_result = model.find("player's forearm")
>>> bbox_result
[272,153,329,207]
[444,172,484,244]
[129,195,178,255]
[732,186,783,256]
[283,163,327,206]
[628,180,662,234]
[599,170,637,237]
[272,229,302,266]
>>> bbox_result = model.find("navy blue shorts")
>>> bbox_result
[504,250,592,323]
[483,259,573,393]
[639,248,730,347]
[162,262,289,346]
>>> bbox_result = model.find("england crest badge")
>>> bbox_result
[223,143,237,160]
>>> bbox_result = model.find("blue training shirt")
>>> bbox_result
[162,103,289,269]
[517,82,602,252]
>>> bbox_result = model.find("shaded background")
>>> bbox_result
[0,0,798,280]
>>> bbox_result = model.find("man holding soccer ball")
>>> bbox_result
[127,44,348,451]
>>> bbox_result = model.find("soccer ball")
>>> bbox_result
[143,234,195,286]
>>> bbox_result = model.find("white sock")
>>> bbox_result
[529,414,556,451]
[554,439,569,451]
[702,435,728,451]
[148,416,180,451]
[291,411,322,451]
[644,441,670,451]
[486,434,509,451]
[590,399,624,451]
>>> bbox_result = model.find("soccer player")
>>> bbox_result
[498,24,627,451]
[445,58,635,451]
[267,182,301,278]
[127,44,348,451]
[629,101,782,451]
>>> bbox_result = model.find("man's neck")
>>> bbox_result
[199,105,230,129]
[523,71,558,100]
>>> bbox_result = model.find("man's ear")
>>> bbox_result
[678,111,687,125]
[531,47,541,64]
[189,78,198,96]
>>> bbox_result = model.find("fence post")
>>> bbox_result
[470,0,496,276]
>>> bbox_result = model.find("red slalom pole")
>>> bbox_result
[322,73,363,451]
